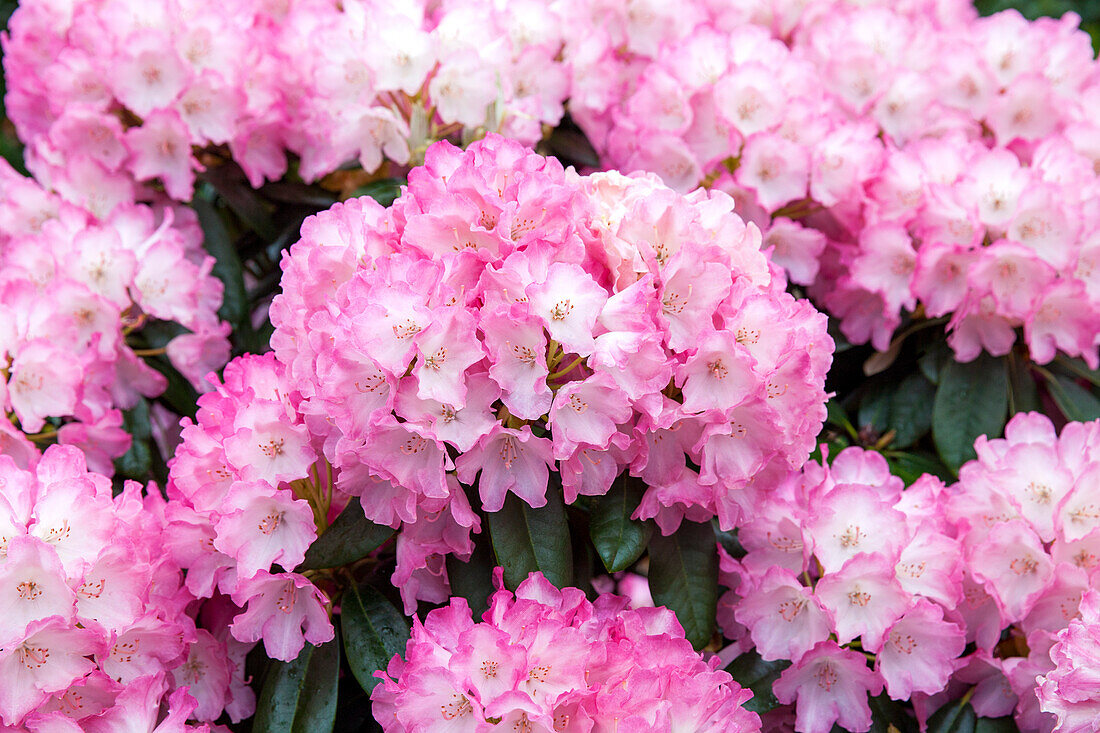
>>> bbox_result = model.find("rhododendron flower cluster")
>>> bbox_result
[718,447,966,733]
[1038,589,1100,732]
[944,411,1100,731]
[268,134,831,611]
[280,0,572,182]
[165,353,335,663]
[1,0,291,209]
[0,443,247,730]
[371,570,761,732]
[3,0,575,204]
[0,160,228,469]
[563,0,1100,366]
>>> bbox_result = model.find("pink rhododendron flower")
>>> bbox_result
[371,571,761,732]
[721,446,969,728]
[0,441,246,728]
[562,0,1100,366]
[263,135,831,612]
[0,162,228,462]
[4,0,577,202]
[943,412,1100,729]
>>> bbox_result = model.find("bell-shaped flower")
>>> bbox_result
[772,641,883,733]
[734,567,832,662]
[969,520,1054,623]
[876,601,966,700]
[230,571,334,662]
[527,263,608,357]
[548,373,632,460]
[815,553,911,650]
[807,484,907,574]
[0,537,76,647]
[456,426,554,513]
[0,619,102,726]
[213,483,317,579]
[676,330,759,415]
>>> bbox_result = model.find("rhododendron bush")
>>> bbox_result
[1,0,1100,732]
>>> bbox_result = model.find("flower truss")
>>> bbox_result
[942,411,1100,732]
[1038,589,1100,732]
[371,570,762,732]
[3,0,575,203]
[563,0,1100,366]
[0,160,228,470]
[719,447,967,733]
[267,133,831,612]
[165,353,333,664]
[0,442,249,731]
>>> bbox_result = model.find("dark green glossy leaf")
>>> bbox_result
[869,693,918,733]
[114,437,152,480]
[826,399,859,440]
[489,488,572,590]
[341,581,410,693]
[446,529,497,620]
[919,340,953,386]
[859,371,936,448]
[974,716,1020,733]
[884,450,953,485]
[1044,373,1100,422]
[200,165,279,240]
[350,178,404,207]
[542,123,600,168]
[932,353,1009,473]
[192,197,248,328]
[590,473,653,573]
[297,498,393,572]
[260,181,339,209]
[1054,355,1100,389]
[648,520,718,649]
[724,650,791,714]
[1007,353,1042,415]
[145,355,200,420]
[714,523,746,560]
[114,399,152,480]
[926,700,977,733]
[253,639,340,733]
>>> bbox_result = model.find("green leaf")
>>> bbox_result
[1007,354,1042,415]
[145,355,200,420]
[869,693,918,733]
[488,487,572,590]
[341,581,410,693]
[260,181,339,209]
[932,353,1009,474]
[826,399,859,441]
[253,639,340,733]
[542,123,600,168]
[974,716,1020,733]
[350,178,404,207]
[713,523,746,560]
[647,520,718,649]
[859,371,936,448]
[926,700,977,733]
[200,165,279,241]
[589,473,653,573]
[192,197,248,328]
[723,650,791,714]
[919,340,952,386]
[446,529,497,620]
[884,450,953,485]
[297,498,393,572]
[114,437,152,480]
[114,398,152,480]
[1043,373,1100,422]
